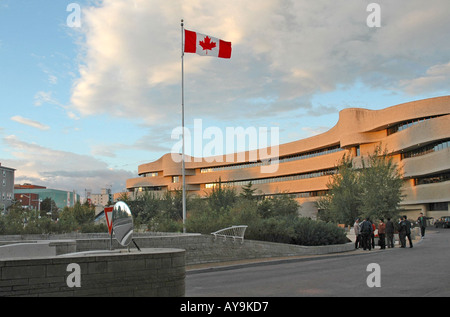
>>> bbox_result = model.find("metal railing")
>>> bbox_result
[211,225,248,244]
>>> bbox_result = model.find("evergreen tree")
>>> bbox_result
[240,182,256,200]
[40,197,58,219]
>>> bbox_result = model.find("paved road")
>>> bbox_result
[186,227,450,297]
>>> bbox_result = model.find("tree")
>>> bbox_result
[72,201,95,225]
[40,197,58,219]
[240,182,256,200]
[317,154,361,225]
[160,190,183,221]
[58,207,78,232]
[317,146,404,225]
[257,194,300,219]
[207,179,237,212]
[359,145,404,221]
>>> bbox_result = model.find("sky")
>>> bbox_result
[0,0,449,198]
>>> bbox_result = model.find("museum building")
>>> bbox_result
[126,96,450,219]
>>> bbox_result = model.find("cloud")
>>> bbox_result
[89,124,174,160]
[2,135,134,194]
[399,61,450,94]
[34,91,57,107]
[68,0,450,128]
[301,126,330,137]
[33,91,80,120]
[10,116,50,131]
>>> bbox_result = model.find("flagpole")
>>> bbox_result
[181,19,187,233]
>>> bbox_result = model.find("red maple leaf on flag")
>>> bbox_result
[199,36,216,54]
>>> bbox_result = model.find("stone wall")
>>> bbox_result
[0,248,185,297]
[74,233,354,265]
[0,233,354,266]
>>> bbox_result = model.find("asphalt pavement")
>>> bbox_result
[185,227,450,297]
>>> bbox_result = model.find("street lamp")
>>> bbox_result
[20,194,31,210]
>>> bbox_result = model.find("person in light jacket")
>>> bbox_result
[354,218,361,249]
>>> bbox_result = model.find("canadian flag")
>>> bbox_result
[184,29,232,59]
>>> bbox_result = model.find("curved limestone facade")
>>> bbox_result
[126,96,450,219]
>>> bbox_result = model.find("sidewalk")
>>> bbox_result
[186,235,423,274]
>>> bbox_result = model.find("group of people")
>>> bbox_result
[353,213,428,251]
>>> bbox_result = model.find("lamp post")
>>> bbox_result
[20,194,31,210]
[20,194,32,227]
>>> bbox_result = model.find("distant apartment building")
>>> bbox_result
[91,188,113,207]
[14,184,80,210]
[0,163,15,211]
[126,96,450,219]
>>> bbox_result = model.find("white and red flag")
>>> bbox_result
[184,29,232,59]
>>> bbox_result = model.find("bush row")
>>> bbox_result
[128,184,348,246]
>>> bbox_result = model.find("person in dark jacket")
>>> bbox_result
[398,217,407,248]
[360,217,373,250]
[378,218,386,249]
[417,212,428,238]
[385,218,395,248]
[404,215,413,248]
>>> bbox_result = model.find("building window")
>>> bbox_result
[141,172,159,177]
[429,202,449,211]
[401,139,450,160]
[172,176,180,183]
[133,186,163,193]
[414,172,450,186]
[387,115,445,136]
[205,168,337,188]
[200,145,343,173]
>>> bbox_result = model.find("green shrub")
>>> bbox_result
[291,218,348,246]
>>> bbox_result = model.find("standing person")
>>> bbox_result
[371,222,376,249]
[360,217,373,250]
[398,217,406,248]
[386,218,395,248]
[417,212,428,238]
[404,215,413,248]
[354,218,361,249]
[378,218,386,249]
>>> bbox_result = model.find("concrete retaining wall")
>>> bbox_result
[0,248,185,297]
[62,233,354,265]
[133,234,354,265]
[0,240,76,259]
[0,233,354,265]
